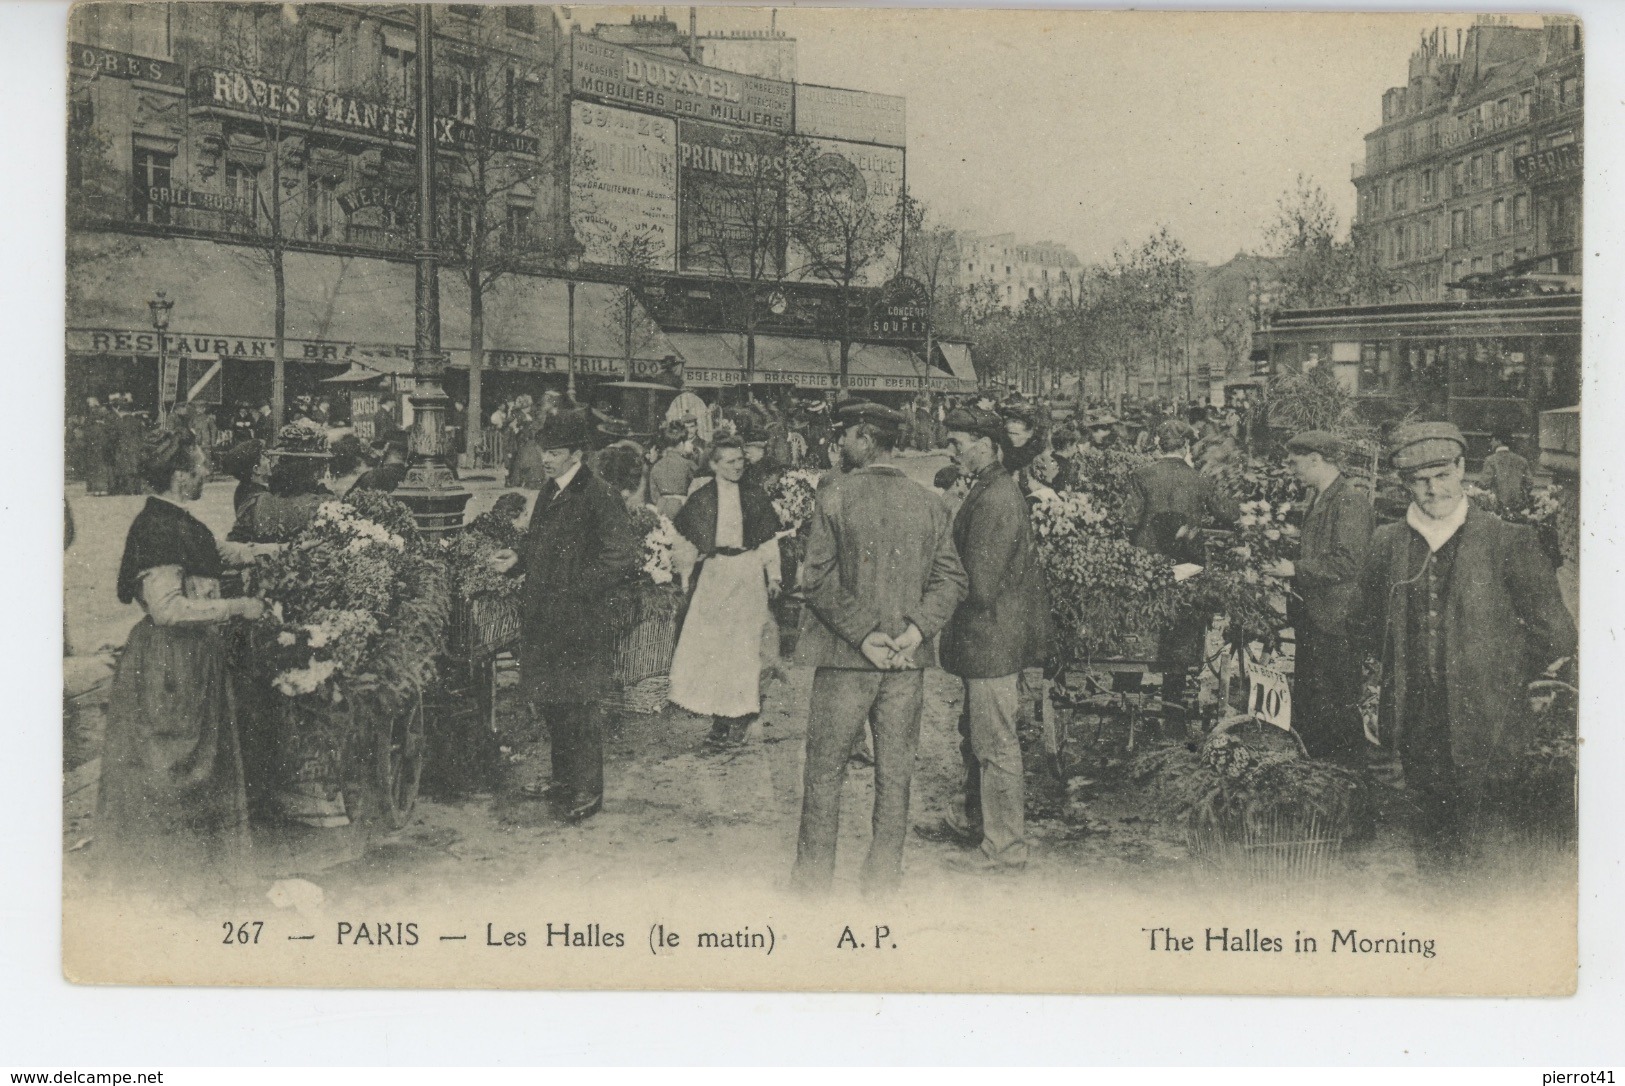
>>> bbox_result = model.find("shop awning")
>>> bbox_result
[664,331,745,387]
[65,231,675,378]
[322,349,415,383]
[847,343,931,392]
[933,341,980,391]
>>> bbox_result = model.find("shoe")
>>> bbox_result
[943,849,1028,875]
[518,781,564,802]
[562,795,602,824]
[914,816,982,848]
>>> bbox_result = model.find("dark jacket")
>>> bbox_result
[1353,503,1575,775]
[353,461,408,494]
[1480,447,1532,510]
[794,464,967,671]
[515,463,639,703]
[940,463,1052,678]
[1124,455,1240,555]
[1290,472,1375,637]
[672,478,779,558]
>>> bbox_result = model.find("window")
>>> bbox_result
[967,262,974,272]
[226,161,260,230]
[1491,148,1505,184]
[68,96,93,192]
[449,61,477,124]
[1451,209,1466,248]
[1514,192,1530,229]
[1421,168,1434,201]
[127,3,171,58]
[1520,89,1532,117]
[1452,260,1465,282]
[1515,247,1530,265]
[381,41,416,104]
[307,26,341,90]
[306,175,338,241]
[1391,177,1405,212]
[1497,97,1510,128]
[1514,140,1529,160]
[132,146,174,224]
[1470,155,1483,188]
[1452,160,1465,195]
[1470,204,1484,243]
[1493,251,1507,272]
[1471,256,1485,274]
[505,203,532,247]
[1492,198,1506,237]
[504,68,528,131]
[1559,75,1581,110]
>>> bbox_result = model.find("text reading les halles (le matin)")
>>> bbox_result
[219,920,809,955]
[1143,926,1437,959]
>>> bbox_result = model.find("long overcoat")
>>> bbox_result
[515,463,639,704]
[1354,503,1575,777]
[939,463,1051,679]
[1289,472,1375,636]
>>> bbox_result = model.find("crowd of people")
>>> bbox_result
[81,369,1574,900]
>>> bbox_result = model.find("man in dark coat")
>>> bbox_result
[111,401,149,495]
[1479,433,1532,511]
[1353,422,1576,868]
[790,401,967,896]
[1272,431,1375,762]
[490,410,638,823]
[934,406,1050,871]
[1125,419,1240,714]
[354,430,410,493]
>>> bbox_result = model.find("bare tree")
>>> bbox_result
[435,8,569,462]
[1265,173,1394,309]
[786,138,902,387]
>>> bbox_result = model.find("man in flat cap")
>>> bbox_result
[489,410,639,823]
[1354,421,1575,868]
[1084,410,1121,451]
[791,399,967,896]
[924,406,1051,871]
[1273,431,1374,762]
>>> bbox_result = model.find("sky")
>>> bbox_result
[573,7,1544,266]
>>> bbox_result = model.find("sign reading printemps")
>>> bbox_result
[793,83,907,148]
[571,33,792,133]
[191,68,539,155]
[570,100,678,271]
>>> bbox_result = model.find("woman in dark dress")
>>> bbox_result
[98,429,275,895]
[220,438,272,514]
[228,426,333,543]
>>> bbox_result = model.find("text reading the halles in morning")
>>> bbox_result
[1143,926,1437,958]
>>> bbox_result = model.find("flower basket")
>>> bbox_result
[613,584,683,692]
[449,591,523,661]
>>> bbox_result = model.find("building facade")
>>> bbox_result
[958,233,1083,309]
[1352,15,1583,302]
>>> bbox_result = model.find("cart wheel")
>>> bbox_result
[378,693,426,830]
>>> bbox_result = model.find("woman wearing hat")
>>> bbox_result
[228,426,334,544]
[98,428,278,894]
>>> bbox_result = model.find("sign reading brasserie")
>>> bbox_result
[571,33,792,133]
[1514,141,1582,183]
[70,42,183,87]
[192,67,539,156]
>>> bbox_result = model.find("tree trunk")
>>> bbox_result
[468,278,484,469]
[272,248,286,431]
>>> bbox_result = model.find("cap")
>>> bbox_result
[537,409,591,451]
[944,406,1005,443]
[1285,430,1341,458]
[835,400,905,433]
[1085,410,1119,428]
[1389,421,1466,472]
[932,465,962,490]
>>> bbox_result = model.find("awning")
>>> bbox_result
[322,350,415,383]
[932,341,980,391]
[665,331,745,387]
[66,231,676,377]
[847,343,930,392]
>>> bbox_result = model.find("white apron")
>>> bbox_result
[667,540,780,718]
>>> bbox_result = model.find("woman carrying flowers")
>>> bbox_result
[98,428,278,894]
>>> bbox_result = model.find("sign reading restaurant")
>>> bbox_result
[571,33,792,133]
[191,67,540,156]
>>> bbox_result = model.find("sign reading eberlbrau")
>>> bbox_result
[571,33,793,132]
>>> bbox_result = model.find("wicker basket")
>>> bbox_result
[449,591,522,660]
[614,585,682,689]
[1188,807,1347,885]
[609,674,671,715]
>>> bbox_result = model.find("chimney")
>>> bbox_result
[687,6,697,61]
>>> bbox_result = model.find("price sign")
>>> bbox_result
[1247,661,1292,732]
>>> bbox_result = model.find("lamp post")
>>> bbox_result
[149,290,174,421]
[393,3,469,535]
[564,252,581,402]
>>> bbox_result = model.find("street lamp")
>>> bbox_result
[149,290,174,420]
[564,251,581,402]
[392,3,469,536]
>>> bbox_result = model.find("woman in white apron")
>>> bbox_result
[667,436,782,750]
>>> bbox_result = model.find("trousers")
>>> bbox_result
[1294,626,1366,762]
[545,700,605,806]
[792,667,924,896]
[964,674,1029,863]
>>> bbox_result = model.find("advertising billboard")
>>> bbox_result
[789,138,906,287]
[677,120,788,276]
[793,83,907,147]
[572,33,792,133]
[570,100,678,271]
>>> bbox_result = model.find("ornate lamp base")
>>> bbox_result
[395,458,471,537]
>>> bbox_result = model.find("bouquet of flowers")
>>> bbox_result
[1049,446,1149,536]
[628,505,678,586]
[1031,489,1177,661]
[767,468,822,532]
